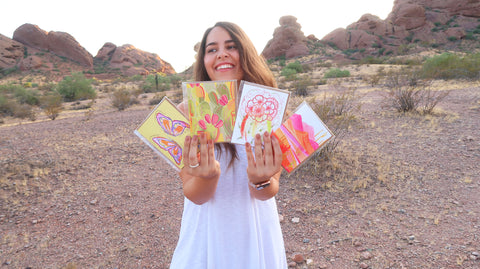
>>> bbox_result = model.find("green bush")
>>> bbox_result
[14,87,40,106]
[324,68,350,78]
[57,72,96,101]
[285,61,303,73]
[421,53,480,80]
[447,36,457,42]
[280,68,297,81]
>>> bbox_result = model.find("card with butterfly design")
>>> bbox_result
[134,96,189,171]
[182,80,237,143]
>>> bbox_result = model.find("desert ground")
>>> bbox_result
[0,72,479,268]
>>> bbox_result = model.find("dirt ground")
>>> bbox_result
[0,80,479,268]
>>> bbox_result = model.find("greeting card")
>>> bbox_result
[231,81,290,144]
[182,80,237,142]
[134,96,189,171]
[273,101,334,173]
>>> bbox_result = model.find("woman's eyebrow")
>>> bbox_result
[206,40,235,47]
[206,41,217,48]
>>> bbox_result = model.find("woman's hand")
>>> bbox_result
[245,131,283,200]
[183,133,220,179]
[180,133,221,204]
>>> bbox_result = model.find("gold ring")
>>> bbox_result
[189,163,200,168]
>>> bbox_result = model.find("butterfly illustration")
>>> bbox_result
[156,113,190,137]
[152,137,182,165]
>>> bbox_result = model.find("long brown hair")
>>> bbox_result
[194,22,277,166]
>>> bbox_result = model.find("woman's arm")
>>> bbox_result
[245,132,283,200]
[177,102,221,205]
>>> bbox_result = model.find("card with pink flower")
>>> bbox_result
[182,80,237,143]
[231,81,290,145]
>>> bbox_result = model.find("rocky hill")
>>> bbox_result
[262,0,480,61]
[0,23,175,80]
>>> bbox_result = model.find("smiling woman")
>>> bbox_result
[170,21,288,269]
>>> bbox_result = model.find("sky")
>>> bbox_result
[1,0,394,72]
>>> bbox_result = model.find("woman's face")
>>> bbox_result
[204,26,244,81]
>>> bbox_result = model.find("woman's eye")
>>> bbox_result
[227,45,237,50]
[207,48,217,53]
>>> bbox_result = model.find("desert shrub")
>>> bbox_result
[149,92,167,105]
[447,36,457,42]
[280,68,297,81]
[142,73,171,93]
[421,52,480,80]
[324,68,350,78]
[291,75,314,96]
[289,84,360,176]
[0,94,9,115]
[285,61,303,73]
[14,87,40,106]
[168,74,183,89]
[13,102,36,121]
[111,87,137,111]
[40,92,63,120]
[57,72,96,101]
[382,69,449,114]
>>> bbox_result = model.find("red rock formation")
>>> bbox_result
[321,0,480,54]
[95,43,175,76]
[0,34,24,69]
[47,31,93,68]
[12,24,48,51]
[262,15,309,60]
[12,23,93,68]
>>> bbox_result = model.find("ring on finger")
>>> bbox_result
[189,163,200,168]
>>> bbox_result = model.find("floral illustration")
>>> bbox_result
[245,95,279,122]
[231,82,289,145]
[183,80,236,142]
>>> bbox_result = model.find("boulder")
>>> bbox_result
[262,15,309,59]
[12,23,48,51]
[95,42,117,61]
[0,34,24,69]
[322,28,380,50]
[19,55,43,71]
[104,44,175,76]
[47,31,93,67]
[388,3,426,30]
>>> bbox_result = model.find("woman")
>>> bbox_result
[170,22,287,268]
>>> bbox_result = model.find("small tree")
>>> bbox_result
[40,92,63,120]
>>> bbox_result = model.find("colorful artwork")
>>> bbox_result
[231,81,290,144]
[182,80,237,142]
[273,101,334,173]
[134,96,189,171]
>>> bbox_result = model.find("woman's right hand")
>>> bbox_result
[182,133,220,179]
[180,133,221,204]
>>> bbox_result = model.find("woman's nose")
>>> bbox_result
[217,49,228,59]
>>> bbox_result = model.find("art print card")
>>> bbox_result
[231,81,290,145]
[273,101,334,173]
[182,80,237,143]
[134,96,189,171]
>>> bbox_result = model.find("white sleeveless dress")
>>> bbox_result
[170,145,287,269]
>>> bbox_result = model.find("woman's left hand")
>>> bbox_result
[245,131,283,185]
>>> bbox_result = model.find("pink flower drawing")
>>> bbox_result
[198,113,224,130]
[245,94,279,122]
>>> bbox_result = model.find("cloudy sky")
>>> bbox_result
[1,0,394,72]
